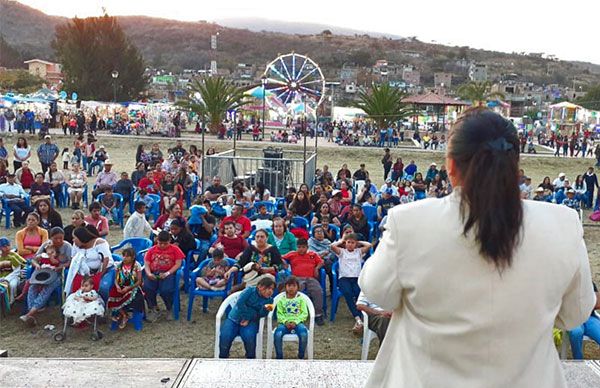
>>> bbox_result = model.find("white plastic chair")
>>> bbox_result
[361,311,378,360]
[354,180,366,195]
[266,292,315,359]
[214,291,265,359]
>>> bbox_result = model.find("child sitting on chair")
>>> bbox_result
[107,248,144,329]
[196,248,230,291]
[62,276,105,324]
[274,276,309,359]
[218,277,275,359]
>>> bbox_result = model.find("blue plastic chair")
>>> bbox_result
[187,257,237,320]
[2,194,31,229]
[63,183,89,208]
[185,175,198,209]
[111,238,153,264]
[110,310,144,331]
[126,250,182,321]
[97,192,125,227]
[329,261,343,322]
[292,216,309,230]
[134,193,161,222]
[253,201,276,214]
[362,204,378,223]
[310,224,340,241]
[275,197,287,217]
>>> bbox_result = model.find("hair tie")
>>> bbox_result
[486,137,513,152]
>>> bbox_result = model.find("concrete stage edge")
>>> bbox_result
[1,358,600,387]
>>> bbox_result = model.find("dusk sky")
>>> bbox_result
[15,0,600,65]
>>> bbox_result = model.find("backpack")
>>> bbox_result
[589,211,600,222]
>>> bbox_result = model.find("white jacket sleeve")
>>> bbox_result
[358,207,404,311]
[555,212,596,330]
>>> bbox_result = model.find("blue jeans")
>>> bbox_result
[101,207,119,222]
[27,277,61,310]
[274,323,308,359]
[99,268,116,302]
[568,314,600,359]
[338,277,361,318]
[219,318,259,358]
[143,272,176,310]
[415,191,426,201]
[554,189,566,205]
[88,160,104,176]
[585,189,595,209]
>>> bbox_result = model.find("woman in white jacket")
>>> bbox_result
[359,108,596,388]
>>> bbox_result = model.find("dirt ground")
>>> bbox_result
[0,132,599,360]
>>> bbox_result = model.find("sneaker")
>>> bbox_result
[352,320,363,334]
[315,315,325,326]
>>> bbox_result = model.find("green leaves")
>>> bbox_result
[176,77,251,134]
[52,15,147,101]
[457,81,505,106]
[355,83,412,129]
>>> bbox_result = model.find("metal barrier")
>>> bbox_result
[204,148,316,197]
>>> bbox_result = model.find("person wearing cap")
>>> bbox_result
[36,135,59,175]
[0,173,31,227]
[553,172,567,190]
[379,178,399,198]
[531,187,545,202]
[92,159,118,199]
[88,145,109,176]
[377,187,400,222]
[0,237,26,311]
[562,189,581,212]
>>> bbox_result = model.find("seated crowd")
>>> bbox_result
[0,138,599,361]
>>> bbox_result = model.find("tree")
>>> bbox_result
[577,85,600,111]
[176,76,250,134]
[52,14,147,101]
[0,69,45,94]
[355,83,413,130]
[457,81,505,106]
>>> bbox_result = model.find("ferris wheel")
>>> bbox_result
[263,53,326,107]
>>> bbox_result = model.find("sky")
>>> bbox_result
[15,0,600,65]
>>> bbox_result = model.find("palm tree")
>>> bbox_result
[355,83,413,130]
[457,81,505,106]
[176,76,250,134]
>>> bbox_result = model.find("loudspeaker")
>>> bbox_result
[263,147,284,170]
[257,168,286,197]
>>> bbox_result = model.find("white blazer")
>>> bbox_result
[359,191,595,388]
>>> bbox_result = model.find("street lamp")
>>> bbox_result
[261,75,267,139]
[111,70,119,102]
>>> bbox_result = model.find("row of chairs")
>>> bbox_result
[213,291,316,359]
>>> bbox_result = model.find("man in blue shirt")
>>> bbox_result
[376,188,400,222]
[0,174,32,227]
[219,277,275,358]
[36,135,60,175]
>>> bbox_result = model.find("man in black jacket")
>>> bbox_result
[583,167,599,209]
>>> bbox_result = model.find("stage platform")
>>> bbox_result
[1,358,600,387]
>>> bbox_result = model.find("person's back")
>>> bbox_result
[359,109,594,388]
[362,195,592,387]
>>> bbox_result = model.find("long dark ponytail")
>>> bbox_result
[448,108,522,269]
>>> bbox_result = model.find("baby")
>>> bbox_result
[196,248,231,291]
[62,277,105,324]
